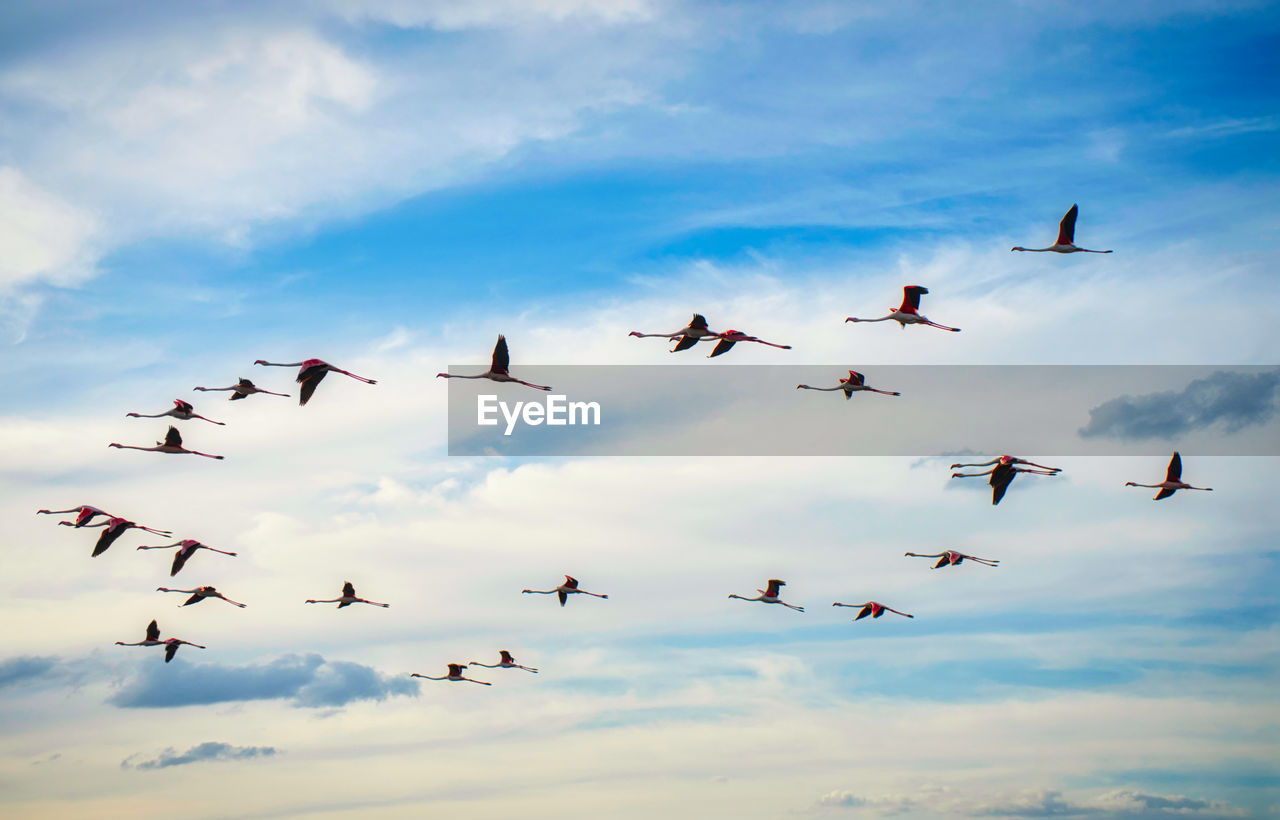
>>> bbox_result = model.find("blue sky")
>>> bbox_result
[1,2,1278,818]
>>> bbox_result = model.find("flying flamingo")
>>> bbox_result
[436,335,551,391]
[845,286,960,332]
[728,579,804,612]
[629,313,721,352]
[115,620,163,648]
[115,620,205,662]
[137,539,238,576]
[157,586,246,608]
[904,550,999,569]
[305,581,389,608]
[65,516,172,557]
[411,664,491,685]
[833,601,914,620]
[469,650,538,673]
[796,370,900,398]
[126,399,224,425]
[522,575,608,607]
[1012,204,1112,254]
[254,358,377,406]
[951,455,1060,505]
[38,505,112,527]
[707,330,792,358]
[1125,452,1213,500]
[109,426,223,459]
[194,378,290,401]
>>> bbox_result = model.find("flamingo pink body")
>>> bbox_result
[522,575,608,606]
[1012,204,1112,254]
[845,286,960,332]
[729,579,804,611]
[1125,452,1212,500]
[436,335,551,391]
[904,550,999,569]
[254,359,376,405]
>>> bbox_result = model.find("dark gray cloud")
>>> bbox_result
[109,653,418,709]
[0,656,59,688]
[122,742,277,770]
[1079,369,1280,440]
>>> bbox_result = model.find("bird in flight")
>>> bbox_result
[797,370,900,398]
[115,620,206,662]
[411,664,491,685]
[1125,452,1213,500]
[38,505,112,527]
[706,330,792,358]
[522,575,608,607]
[137,539,238,576]
[66,516,172,557]
[194,378,290,401]
[833,601,914,620]
[1012,204,1112,254]
[436,335,551,391]
[306,581,389,608]
[904,550,999,569]
[845,286,960,332]
[126,399,224,425]
[728,579,804,612]
[254,358,377,406]
[951,455,1060,505]
[629,313,722,352]
[469,650,538,673]
[109,426,224,459]
[157,586,247,608]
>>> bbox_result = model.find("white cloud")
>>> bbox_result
[0,167,99,289]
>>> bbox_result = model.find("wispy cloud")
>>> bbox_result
[122,741,277,770]
[108,653,417,709]
[810,785,1248,817]
[1079,369,1280,440]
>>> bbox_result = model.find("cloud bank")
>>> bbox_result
[109,653,418,709]
[1079,369,1280,441]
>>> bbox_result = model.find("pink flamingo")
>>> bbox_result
[115,620,205,662]
[436,335,550,391]
[1125,452,1212,500]
[157,586,246,608]
[630,313,721,352]
[127,399,224,425]
[522,575,608,607]
[904,550,999,569]
[846,285,960,332]
[728,579,804,612]
[411,664,491,685]
[1012,204,1112,254]
[109,426,223,459]
[707,330,792,358]
[38,505,111,527]
[951,455,1060,505]
[137,539,238,576]
[66,516,172,557]
[796,370,900,398]
[469,650,538,673]
[833,601,914,620]
[194,378,289,401]
[254,358,377,406]
[306,581,389,608]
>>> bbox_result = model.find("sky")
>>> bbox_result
[1,1,1278,818]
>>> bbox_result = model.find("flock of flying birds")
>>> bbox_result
[36,205,1214,683]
